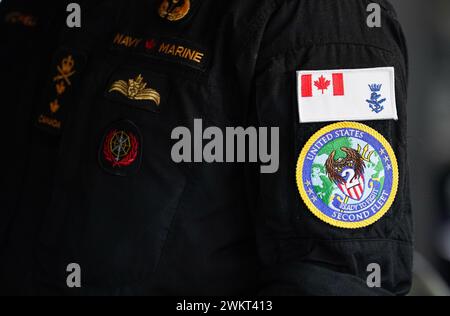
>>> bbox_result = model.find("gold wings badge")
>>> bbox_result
[109,74,161,106]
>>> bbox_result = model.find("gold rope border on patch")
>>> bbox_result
[296,122,399,229]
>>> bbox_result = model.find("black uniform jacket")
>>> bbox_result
[0,0,413,296]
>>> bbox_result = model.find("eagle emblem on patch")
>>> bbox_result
[296,122,399,229]
[109,74,161,105]
[158,0,190,21]
[325,147,367,201]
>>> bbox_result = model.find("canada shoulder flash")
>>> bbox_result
[296,122,399,229]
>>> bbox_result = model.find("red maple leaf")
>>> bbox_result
[314,75,331,94]
[145,39,156,50]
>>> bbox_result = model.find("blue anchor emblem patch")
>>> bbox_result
[366,84,386,114]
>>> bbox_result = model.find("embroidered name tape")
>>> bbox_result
[112,33,142,49]
[297,67,398,123]
[143,37,208,71]
[111,33,209,72]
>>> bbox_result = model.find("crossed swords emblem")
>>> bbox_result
[53,55,76,85]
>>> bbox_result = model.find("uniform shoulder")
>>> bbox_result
[259,0,405,60]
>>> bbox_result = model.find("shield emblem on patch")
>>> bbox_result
[337,167,365,201]
[325,147,368,202]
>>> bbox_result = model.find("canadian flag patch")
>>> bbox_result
[297,67,398,123]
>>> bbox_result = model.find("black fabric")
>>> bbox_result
[254,0,413,296]
[0,0,53,249]
[0,0,413,296]
[0,0,66,275]
[0,0,104,295]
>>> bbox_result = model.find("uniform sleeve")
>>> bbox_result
[253,0,413,296]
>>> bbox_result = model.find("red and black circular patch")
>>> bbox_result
[99,120,143,176]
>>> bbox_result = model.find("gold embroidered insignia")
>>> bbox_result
[53,55,76,85]
[158,0,190,22]
[109,74,161,105]
[50,99,60,113]
[56,82,66,95]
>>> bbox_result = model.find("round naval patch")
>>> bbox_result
[296,122,398,229]
[99,120,143,177]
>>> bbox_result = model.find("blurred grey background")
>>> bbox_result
[390,0,450,296]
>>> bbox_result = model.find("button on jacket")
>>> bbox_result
[1,0,413,296]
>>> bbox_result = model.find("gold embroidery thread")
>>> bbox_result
[50,99,60,113]
[109,74,161,106]
[53,55,76,85]
[158,0,190,21]
[56,82,66,95]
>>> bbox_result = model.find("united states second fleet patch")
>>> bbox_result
[296,122,398,229]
